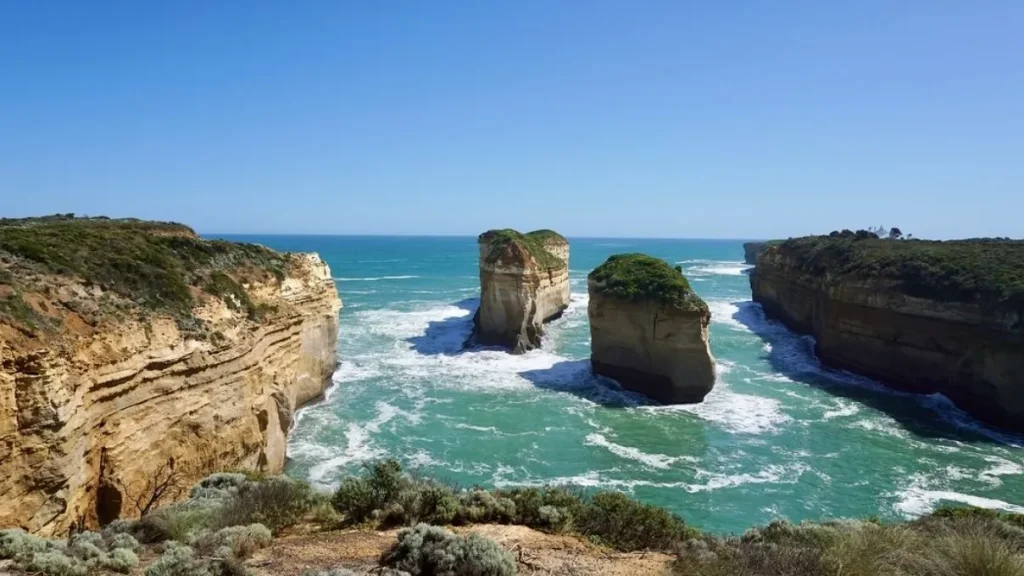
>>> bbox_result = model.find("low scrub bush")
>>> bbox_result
[210,477,318,534]
[576,490,697,551]
[1,528,140,576]
[145,543,211,576]
[300,569,357,576]
[379,523,515,576]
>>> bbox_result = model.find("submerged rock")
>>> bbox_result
[588,254,715,403]
[470,229,569,354]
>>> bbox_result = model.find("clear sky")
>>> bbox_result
[2,2,1022,239]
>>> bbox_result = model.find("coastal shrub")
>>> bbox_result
[385,483,460,527]
[107,532,141,552]
[101,548,140,573]
[191,524,272,560]
[774,235,1024,308]
[211,476,318,534]
[145,543,211,576]
[0,528,56,558]
[576,490,697,551]
[498,486,584,532]
[478,229,565,269]
[0,216,291,334]
[19,551,88,576]
[589,253,707,312]
[138,505,216,543]
[379,523,515,576]
[332,459,406,525]
[190,473,250,501]
[455,490,516,525]
[918,525,1024,576]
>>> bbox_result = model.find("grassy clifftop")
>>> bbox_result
[0,215,292,335]
[769,235,1024,308]
[478,228,567,269]
[589,253,708,312]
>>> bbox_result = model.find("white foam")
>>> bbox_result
[978,456,1024,486]
[646,383,791,435]
[306,401,407,487]
[822,400,860,420]
[894,473,1024,517]
[706,300,750,332]
[334,275,421,281]
[585,433,690,470]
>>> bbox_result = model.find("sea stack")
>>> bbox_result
[472,229,570,353]
[751,233,1024,432]
[0,216,341,534]
[588,254,716,403]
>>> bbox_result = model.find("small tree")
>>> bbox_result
[888,227,903,240]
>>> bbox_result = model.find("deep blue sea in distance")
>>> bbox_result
[212,234,1024,534]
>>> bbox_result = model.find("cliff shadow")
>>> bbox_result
[406,298,479,356]
[518,360,656,408]
[732,301,1020,445]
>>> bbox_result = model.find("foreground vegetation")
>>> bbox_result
[478,229,566,269]
[0,215,290,334]
[3,461,1023,576]
[589,253,708,312]
[773,233,1024,308]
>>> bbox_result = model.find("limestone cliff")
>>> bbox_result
[588,254,716,403]
[0,216,341,534]
[743,241,781,264]
[750,235,1024,432]
[471,229,569,353]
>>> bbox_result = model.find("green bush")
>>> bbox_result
[210,477,318,534]
[770,235,1024,308]
[379,523,515,576]
[332,459,406,525]
[455,491,516,525]
[145,543,212,576]
[19,551,88,576]
[0,528,57,558]
[577,491,697,551]
[191,524,273,560]
[101,548,140,574]
[138,504,216,543]
[589,253,707,312]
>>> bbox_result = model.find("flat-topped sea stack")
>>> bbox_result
[472,229,570,353]
[0,215,341,534]
[588,254,716,403]
[750,233,1024,431]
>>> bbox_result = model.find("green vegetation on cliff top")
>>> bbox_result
[0,214,291,333]
[589,253,708,312]
[479,228,566,269]
[773,235,1024,308]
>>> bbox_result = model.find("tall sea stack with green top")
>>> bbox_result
[471,229,570,353]
[588,253,716,403]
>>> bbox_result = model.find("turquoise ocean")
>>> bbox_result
[218,235,1024,534]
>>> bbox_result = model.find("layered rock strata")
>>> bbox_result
[471,229,569,353]
[750,236,1024,431]
[588,254,716,403]
[0,218,341,534]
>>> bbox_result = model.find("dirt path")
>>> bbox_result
[247,524,676,576]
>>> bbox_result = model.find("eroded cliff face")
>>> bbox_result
[472,234,569,353]
[0,253,341,535]
[588,283,716,404]
[751,248,1024,431]
[743,242,766,265]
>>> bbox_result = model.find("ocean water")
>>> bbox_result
[219,235,1024,534]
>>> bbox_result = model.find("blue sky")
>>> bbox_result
[2,2,1022,239]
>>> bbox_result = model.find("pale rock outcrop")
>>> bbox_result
[471,230,569,353]
[0,253,340,535]
[588,254,716,403]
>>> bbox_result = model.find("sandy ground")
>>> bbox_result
[247,524,676,575]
